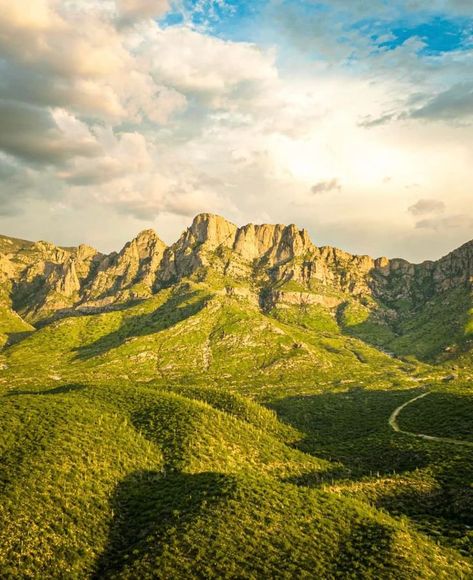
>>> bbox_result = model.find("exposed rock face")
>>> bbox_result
[154,213,472,318]
[263,290,343,310]
[84,229,166,304]
[158,214,235,283]
[157,214,315,284]
[0,215,471,325]
[234,222,313,263]
[371,240,473,305]
[1,238,104,322]
[0,231,163,322]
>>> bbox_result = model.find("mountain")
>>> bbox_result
[1,213,471,360]
[0,215,472,578]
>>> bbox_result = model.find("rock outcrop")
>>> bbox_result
[157,214,315,284]
[83,229,166,305]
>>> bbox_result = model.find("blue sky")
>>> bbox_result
[0,0,471,261]
[162,1,473,56]
[373,15,473,54]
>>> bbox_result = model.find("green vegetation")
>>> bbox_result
[338,301,396,346]
[388,288,472,361]
[0,227,472,578]
[98,471,468,579]
[399,390,473,443]
[1,383,471,578]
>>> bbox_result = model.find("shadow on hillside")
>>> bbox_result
[5,383,86,396]
[336,285,472,364]
[336,302,399,355]
[36,298,147,328]
[395,391,473,443]
[4,330,35,348]
[94,470,235,578]
[269,388,432,477]
[74,290,208,360]
[374,462,473,527]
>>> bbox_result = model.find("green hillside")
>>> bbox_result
[1,383,471,578]
[1,281,420,394]
[0,221,471,577]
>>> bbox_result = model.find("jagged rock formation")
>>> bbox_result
[0,215,471,330]
[81,229,166,309]
[157,214,472,313]
[157,214,315,284]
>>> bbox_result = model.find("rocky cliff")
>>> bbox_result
[0,214,471,327]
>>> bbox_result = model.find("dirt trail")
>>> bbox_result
[388,391,473,448]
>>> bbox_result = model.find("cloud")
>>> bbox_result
[0,0,278,227]
[57,130,153,185]
[415,214,473,230]
[103,170,230,221]
[139,25,277,99]
[409,83,473,122]
[116,0,169,22]
[311,179,342,195]
[408,198,446,216]
[0,102,100,164]
[0,156,35,215]
[0,153,64,216]
[0,0,186,124]
[360,80,473,127]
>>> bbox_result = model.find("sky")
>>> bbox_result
[0,0,472,262]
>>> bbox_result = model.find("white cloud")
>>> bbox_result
[136,25,277,99]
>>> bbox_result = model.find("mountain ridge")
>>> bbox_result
[2,212,471,266]
[0,213,471,327]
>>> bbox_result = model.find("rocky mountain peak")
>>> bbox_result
[134,228,163,246]
[126,229,166,260]
[157,215,317,285]
[75,244,100,261]
[233,222,314,262]
[81,229,167,304]
[189,213,238,247]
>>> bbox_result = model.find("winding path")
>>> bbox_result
[388,391,473,448]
